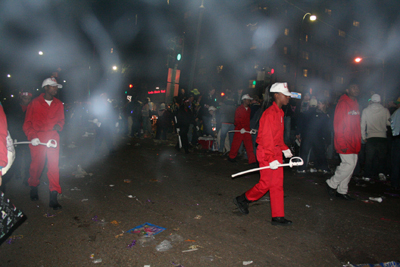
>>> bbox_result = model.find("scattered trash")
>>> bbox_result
[70,187,81,191]
[110,220,119,226]
[115,233,124,238]
[182,248,198,253]
[135,143,140,146]
[91,216,108,226]
[44,213,57,218]
[185,239,196,242]
[127,223,166,236]
[156,240,173,252]
[73,165,88,178]
[127,240,136,248]
[369,197,383,203]
[243,261,253,266]
[90,254,95,259]
[124,179,131,183]
[81,199,89,202]
[82,132,94,137]
[169,234,184,243]
[138,235,156,247]
[144,265,151,267]
[109,185,115,187]
[188,245,203,249]
[343,261,400,267]
[194,215,202,219]
[6,235,23,244]
[92,258,102,264]
[200,256,214,262]
[305,205,311,208]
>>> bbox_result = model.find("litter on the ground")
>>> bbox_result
[138,235,156,247]
[369,197,383,203]
[110,220,119,226]
[185,239,196,242]
[92,258,102,264]
[243,261,253,265]
[6,235,23,244]
[169,234,184,243]
[81,199,89,202]
[70,187,81,191]
[109,184,115,187]
[306,205,311,208]
[182,248,198,252]
[156,240,173,252]
[127,223,166,236]
[194,215,202,219]
[124,179,131,183]
[343,261,400,267]
[127,240,136,248]
[73,165,87,178]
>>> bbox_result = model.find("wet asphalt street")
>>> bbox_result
[0,127,399,267]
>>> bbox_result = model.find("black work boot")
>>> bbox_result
[271,217,293,226]
[233,193,251,214]
[30,186,39,201]
[49,191,62,210]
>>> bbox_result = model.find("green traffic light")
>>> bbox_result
[125,91,128,94]
[177,53,182,61]
[252,80,256,85]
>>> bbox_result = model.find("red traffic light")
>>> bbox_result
[129,84,133,88]
[221,92,225,96]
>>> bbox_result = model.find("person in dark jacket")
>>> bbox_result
[296,98,331,173]
[219,92,236,153]
[175,99,196,154]
[155,103,171,140]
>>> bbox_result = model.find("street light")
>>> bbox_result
[112,65,118,71]
[38,51,44,55]
[7,74,11,78]
[294,13,317,91]
[354,56,385,103]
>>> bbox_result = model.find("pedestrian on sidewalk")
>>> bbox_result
[360,94,390,181]
[233,82,293,226]
[228,94,257,164]
[23,78,64,210]
[326,82,361,201]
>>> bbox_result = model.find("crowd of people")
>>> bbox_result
[1,77,400,227]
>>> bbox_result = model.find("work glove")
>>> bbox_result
[250,129,258,135]
[269,160,280,170]
[31,138,40,146]
[282,149,293,158]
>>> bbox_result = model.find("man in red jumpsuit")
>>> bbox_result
[234,83,293,226]
[23,78,65,210]
[228,94,257,164]
[326,83,361,200]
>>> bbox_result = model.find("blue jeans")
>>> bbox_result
[219,123,234,152]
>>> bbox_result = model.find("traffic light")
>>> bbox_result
[177,53,182,61]
[125,91,128,94]
[129,84,133,88]
[252,80,256,86]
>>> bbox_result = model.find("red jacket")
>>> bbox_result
[234,104,251,130]
[23,94,65,141]
[0,102,8,168]
[334,94,361,154]
[256,102,289,163]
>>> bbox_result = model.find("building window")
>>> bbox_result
[217,65,223,73]
[353,20,360,27]
[283,46,291,55]
[305,34,308,42]
[110,48,113,54]
[303,69,308,77]
[325,8,331,15]
[338,30,346,37]
[302,51,309,60]
[336,76,344,84]
[284,28,289,36]
[283,64,288,73]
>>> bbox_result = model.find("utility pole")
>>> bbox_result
[188,0,205,92]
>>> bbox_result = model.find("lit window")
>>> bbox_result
[217,65,223,73]
[325,8,331,15]
[110,48,113,54]
[303,69,308,77]
[305,34,308,42]
[284,28,289,36]
[283,47,288,55]
[353,20,360,27]
[302,51,309,60]
[339,30,346,37]
[336,76,344,84]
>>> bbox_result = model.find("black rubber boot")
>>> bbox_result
[233,193,251,214]
[30,186,39,201]
[271,217,293,226]
[49,191,62,210]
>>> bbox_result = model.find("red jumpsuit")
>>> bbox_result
[245,102,289,217]
[228,105,256,164]
[23,94,64,193]
[0,102,8,171]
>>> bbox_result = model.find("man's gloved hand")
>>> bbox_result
[269,160,280,170]
[31,138,40,146]
[282,149,293,158]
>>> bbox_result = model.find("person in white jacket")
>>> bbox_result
[361,94,390,181]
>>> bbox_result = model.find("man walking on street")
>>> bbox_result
[361,94,390,181]
[23,78,64,210]
[228,94,257,165]
[233,83,293,226]
[326,83,361,200]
